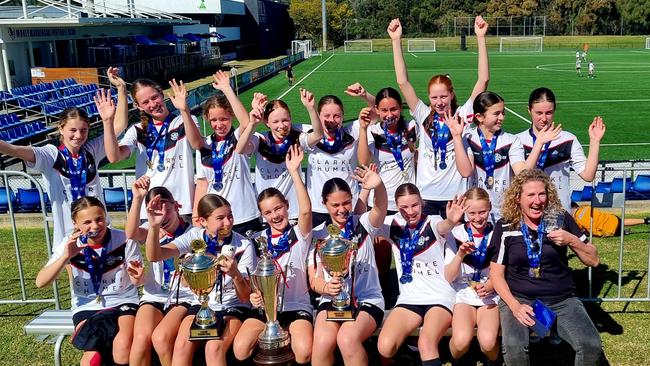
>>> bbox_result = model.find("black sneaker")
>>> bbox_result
[644,217,650,225]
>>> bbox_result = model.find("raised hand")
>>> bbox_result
[249,106,265,126]
[211,70,232,92]
[300,88,315,108]
[588,116,606,142]
[535,122,562,145]
[146,194,166,227]
[106,67,126,89]
[353,164,383,191]
[285,144,304,173]
[474,15,489,37]
[94,88,115,123]
[456,241,476,258]
[358,107,377,129]
[251,92,268,111]
[387,18,403,40]
[344,82,368,99]
[132,175,151,201]
[444,109,464,137]
[168,79,188,112]
[446,195,468,225]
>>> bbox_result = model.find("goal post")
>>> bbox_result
[407,39,437,53]
[499,36,543,52]
[291,40,313,58]
[646,38,650,49]
[344,40,373,53]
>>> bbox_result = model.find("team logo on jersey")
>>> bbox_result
[350,233,362,245]
[170,132,179,141]
[551,150,559,156]
[418,235,430,247]
[88,164,95,173]
[494,153,502,163]
[105,255,123,266]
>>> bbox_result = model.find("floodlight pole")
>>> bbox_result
[321,0,327,52]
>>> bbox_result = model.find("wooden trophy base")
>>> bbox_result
[189,321,222,341]
[326,304,358,321]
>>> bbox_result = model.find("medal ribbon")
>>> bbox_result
[521,220,546,270]
[320,128,344,154]
[477,129,500,185]
[60,145,87,201]
[382,121,406,174]
[529,128,551,169]
[266,226,291,259]
[266,131,291,155]
[398,217,426,284]
[145,114,173,169]
[341,215,355,241]
[81,230,112,299]
[428,113,450,167]
[211,131,234,190]
[161,220,189,289]
[465,223,492,282]
[204,229,233,255]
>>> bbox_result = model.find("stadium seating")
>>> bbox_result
[631,175,650,198]
[571,190,582,202]
[16,188,47,213]
[103,187,133,211]
[0,187,16,213]
[595,182,612,194]
[580,186,594,201]
[611,177,632,193]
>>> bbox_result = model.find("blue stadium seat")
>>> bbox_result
[611,177,632,193]
[595,182,611,194]
[571,190,583,202]
[103,187,131,211]
[0,187,16,213]
[580,186,593,201]
[16,188,46,212]
[632,175,650,195]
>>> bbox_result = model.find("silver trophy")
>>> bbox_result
[249,236,294,365]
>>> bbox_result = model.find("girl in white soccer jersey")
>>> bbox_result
[103,77,204,222]
[517,87,605,210]
[376,184,466,366]
[233,145,314,364]
[358,87,417,214]
[449,91,537,221]
[145,193,254,366]
[234,89,323,220]
[0,86,125,247]
[125,176,194,366]
[308,168,388,366]
[36,196,143,366]
[388,16,490,217]
[193,71,261,235]
[445,187,500,365]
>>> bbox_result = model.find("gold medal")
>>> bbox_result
[401,171,408,180]
[95,295,103,304]
[487,176,494,188]
[533,267,541,278]
[327,224,341,237]
[146,160,154,169]
[468,280,479,290]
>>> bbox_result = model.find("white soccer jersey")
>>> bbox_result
[379,214,456,310]
[253,225,313,313]
[26,137,109,248]
[465,128,525,221]
[576,60,582,68]
[516,129,587,211]
[309,213,384,310]
[410,99,473,201]
[195,128,259,225]
[365,119,417,211]
[589,63,594,72]
[47,228,141,314]
[119,115,198,219]
[173,227,255,310]
[140,221,195,304]
[304,121,360,214]
[251,128,310,219]
[445,225,499,306]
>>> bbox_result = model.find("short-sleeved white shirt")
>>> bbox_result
[119,115,198,218]
[253,225,313,313]
[173,227,255,310]
[251,128,310,219]
[410,99,473,201]
[516,129,587,211]
[445,225,499,306]
[309,213,384,310]
[26,137,109,248]
[195,128,259,224]
[46,228,141,314]
[304,122,360,214]
[464,128,525,220]
[379,214,456,310]
[365,120,417,211]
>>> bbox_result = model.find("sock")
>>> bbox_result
[422,358,442,366]
[644,217,650,225]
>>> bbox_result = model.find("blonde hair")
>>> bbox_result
[463,187,490,203]
[57,108,90,142]
[203,95,233,122]
[130,78,164,131]
[500,169,562,228]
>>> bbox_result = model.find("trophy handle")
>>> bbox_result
[278,264,289,313]
[348,249,358,307]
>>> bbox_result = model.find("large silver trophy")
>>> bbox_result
[318,225,357,321]
[180,239,222,340]
[250,237,294,365]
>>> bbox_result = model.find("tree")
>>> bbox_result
[289,0,354,46]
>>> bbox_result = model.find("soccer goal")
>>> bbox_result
[407,39,437,53]
[344,40,373,53]
[646,37,650,49]
[291,40,313,58]
[499,37,543,52]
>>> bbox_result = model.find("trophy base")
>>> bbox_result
[326,304,358,321]
[253,343,295,366]
[189,320,223,341]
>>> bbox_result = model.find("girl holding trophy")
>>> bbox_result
[444,187,500,365]
[233,144,314,365]
[308,166,388,366]
[144,194,254,366]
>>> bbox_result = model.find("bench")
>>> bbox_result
[24,310,74,366]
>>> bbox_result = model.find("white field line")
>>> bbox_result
[276,53,335,99]
[504,106,531,125]
[409,53,419,58]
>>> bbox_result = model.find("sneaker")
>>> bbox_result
[644,217,650,225]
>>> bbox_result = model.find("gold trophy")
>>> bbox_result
[250,237,294,365]
[318,224,357,321]
[180,239,222,340]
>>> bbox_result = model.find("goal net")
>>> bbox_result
[499,37,543,52]
[344,40,373,53]
[291,40,313,58]
[646,38,650,49]
[407,39,437,53]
